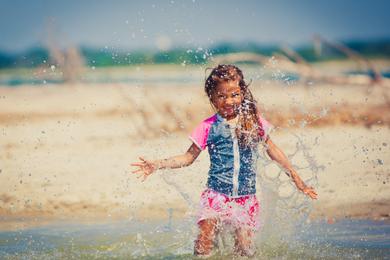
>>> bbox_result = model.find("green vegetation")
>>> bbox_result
[297,39,390,62]
[0,39,389,69]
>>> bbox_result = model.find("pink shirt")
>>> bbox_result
[190,114,272,150]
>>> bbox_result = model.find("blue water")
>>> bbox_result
[0,219,389,259]
[1,69,390,87]
[298,219,390,249]
[0,76,201,87]
[0,70,300,87]
[346,70,390,79]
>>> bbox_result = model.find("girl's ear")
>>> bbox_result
[209,93,216,106]
[209,94,217,110]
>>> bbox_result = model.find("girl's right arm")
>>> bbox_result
[131,143,202,181]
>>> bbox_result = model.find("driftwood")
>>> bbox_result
[45,21,85,83]
[313,36,390,106]
[313,35,382,83]
[209,43,389,88]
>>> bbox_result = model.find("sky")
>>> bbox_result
[0,0,389,52]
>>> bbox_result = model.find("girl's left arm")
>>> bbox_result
[264,137,318,199]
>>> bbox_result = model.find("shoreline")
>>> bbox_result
[0,201,390,232]
[1,199,389,232]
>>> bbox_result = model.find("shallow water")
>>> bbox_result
[2,68,390,87]
[0,219,389,259]
[0,67,299,87]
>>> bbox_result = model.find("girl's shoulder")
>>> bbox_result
[257,113,273,140]
[195,114,219,129]
[189,114,218,150]
[203,113,218,124]
[258,114,272,126]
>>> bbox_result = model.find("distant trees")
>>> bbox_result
[0,40,389,69]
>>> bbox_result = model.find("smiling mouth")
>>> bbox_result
[223,107,236,114]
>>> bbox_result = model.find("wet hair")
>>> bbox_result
[205,64,264,147]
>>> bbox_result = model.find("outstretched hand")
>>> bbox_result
[130,157,156,181]
[300,186,318,200]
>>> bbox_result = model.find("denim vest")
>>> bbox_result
[190,113,270,197]
[206,114,259,197]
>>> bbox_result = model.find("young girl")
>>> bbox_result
[131,64,317,257]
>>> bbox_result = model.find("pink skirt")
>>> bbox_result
[197,189,260,230]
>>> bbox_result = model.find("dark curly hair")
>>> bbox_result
[205,64,264,147]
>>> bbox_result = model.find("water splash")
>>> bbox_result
[1,219,388,258]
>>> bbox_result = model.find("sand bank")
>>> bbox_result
[0,82,389,230]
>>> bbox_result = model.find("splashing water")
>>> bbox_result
[1,218,389,258]
[256,132,323,245]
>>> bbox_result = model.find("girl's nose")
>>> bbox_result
[225,97,234,105]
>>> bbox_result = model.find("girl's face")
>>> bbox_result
[211,80,243,120]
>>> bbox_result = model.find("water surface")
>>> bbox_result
[0,219,389,259]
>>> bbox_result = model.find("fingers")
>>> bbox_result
[308,188,317,195]
[307,190,318,199]
[130,158,153,182]
[135,172,149,182]
[131,169,143,174]
[130,156,149,167]
[131,162,144,167]
[308,191,317,199]
[131,159,149,166]
[302,186,318,200]
[132,162,152,181]
[304,188,316,194]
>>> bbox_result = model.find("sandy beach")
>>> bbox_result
[0,77,389,231]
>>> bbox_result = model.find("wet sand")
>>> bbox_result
[0,81,389,230]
